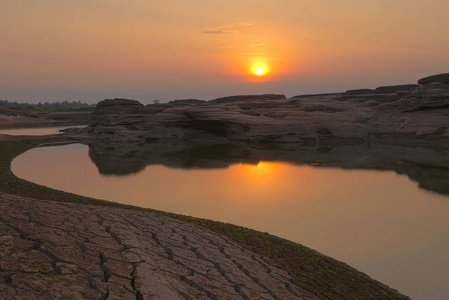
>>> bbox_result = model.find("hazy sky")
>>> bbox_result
[2,0,449,104]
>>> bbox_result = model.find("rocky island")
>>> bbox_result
[3,73,449,299]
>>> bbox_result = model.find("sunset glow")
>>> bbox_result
[250,61,270,77]
[2,1,449,102]
[237,162,283,189]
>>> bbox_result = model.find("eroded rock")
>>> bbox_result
[211,94,286,103]
[417,73,449,85]
[88,76,449,150]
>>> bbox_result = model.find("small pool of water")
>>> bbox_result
[0,125,85,136]
[11,143,449,300]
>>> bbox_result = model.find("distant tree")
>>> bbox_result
[0,100,97,111]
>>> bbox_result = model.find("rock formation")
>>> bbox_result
[0,107,90,129]
[88,73,449,149]
[417,73,449,85]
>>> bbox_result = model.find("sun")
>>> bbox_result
[251,61,269,77]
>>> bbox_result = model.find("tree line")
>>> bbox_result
[0,100,96,111]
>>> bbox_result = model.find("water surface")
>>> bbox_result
[12,143,449,300]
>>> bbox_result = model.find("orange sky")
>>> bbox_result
[2,0,449,103]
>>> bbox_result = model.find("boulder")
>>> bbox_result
[92,99,145,115]
[417,73,449,85]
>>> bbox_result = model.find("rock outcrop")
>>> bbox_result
[0,107,90,129]
[210,94,286,103]
[417,72,449,85]
[88,74,449,149]
[88,95,368,146]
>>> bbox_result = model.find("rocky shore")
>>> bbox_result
[0,107,90,129]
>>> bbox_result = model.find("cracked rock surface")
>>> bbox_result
[0,193,316,299]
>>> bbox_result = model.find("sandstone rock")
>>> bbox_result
[303,104,348,113]
[291,92,341,99]
[343,94,393,103]
[92,98,145,115]
[417,73,449,85]
[391,83,449,112]
[0,108,90,129]
[87,73,449,154]
[344,88,375,94]
[210,94,286,103]
[88,95,369,148]
[375,84,419,93]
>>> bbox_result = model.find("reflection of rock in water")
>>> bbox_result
[88,142,254,175]
[88,146,147,176]
[88,141,449,196]
[397,163,449,195]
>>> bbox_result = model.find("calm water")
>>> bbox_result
[12,143,449,300]
[0,126,85,136]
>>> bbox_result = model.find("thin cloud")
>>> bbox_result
[247,43,266,47]
[202,22,254,35]
[202,30,234,35]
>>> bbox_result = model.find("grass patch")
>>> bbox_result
[0,226,11,233]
